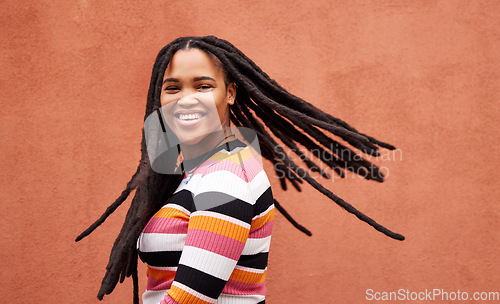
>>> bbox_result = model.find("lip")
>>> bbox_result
[171,109,207,128]
[172,109,207,117]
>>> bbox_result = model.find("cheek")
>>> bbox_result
[160,98,175,113]
[216,103,230,123]
[197,93,224,115]
[160,94,175,107]
[218,103,229,115]
[214,93,229,113]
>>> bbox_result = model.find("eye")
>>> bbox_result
[164,86,180,93]
[197,84,213,91]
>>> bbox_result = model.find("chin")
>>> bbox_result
[180,138,202,146]
[177,133,206,146]
[178,136,203,146]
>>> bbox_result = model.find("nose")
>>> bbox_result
[177,93,199,106]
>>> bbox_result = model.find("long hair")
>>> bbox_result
[76,36,404,303]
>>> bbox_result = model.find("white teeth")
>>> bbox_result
[179,113,201,120]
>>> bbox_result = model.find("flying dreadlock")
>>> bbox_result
[75,35,404,303]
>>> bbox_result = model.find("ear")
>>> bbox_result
[227,83,236,105]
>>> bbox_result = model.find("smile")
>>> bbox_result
[178,113,204,120]
[173,111,207,127]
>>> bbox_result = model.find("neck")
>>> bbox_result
[180,127,234,164]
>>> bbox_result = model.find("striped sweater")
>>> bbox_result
[138,139,274,304]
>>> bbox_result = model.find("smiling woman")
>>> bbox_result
[161,49,236,152]
[76,36,403,304]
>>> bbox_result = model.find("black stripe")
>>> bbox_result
[168,190,196,212]
[175,264,226,299]
[204,197,253,224]
[137,250,182,267]
[237,252,269,270]
[254,187,274,215]
[225,138,247,151]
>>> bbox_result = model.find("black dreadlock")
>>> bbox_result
[76,35,404,303]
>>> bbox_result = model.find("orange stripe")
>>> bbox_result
[210,148,253,164]
[229,268,267,284]
[168,285,213,304]
[146,266,176,281]
[152,206,190,221]
[189,216,249,243]
[251,208,275,230]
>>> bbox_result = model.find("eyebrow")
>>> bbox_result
[193,76,216,82]
[162,76,216,85]
[163,78,179,84]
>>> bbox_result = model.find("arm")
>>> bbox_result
[160,159,254,304]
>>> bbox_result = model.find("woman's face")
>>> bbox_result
[160,48,235,146]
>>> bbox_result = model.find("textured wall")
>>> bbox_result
[1,1,499,303]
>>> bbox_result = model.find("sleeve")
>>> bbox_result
[160,159,254,304]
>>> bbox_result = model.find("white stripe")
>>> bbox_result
[142,288,266,304]
[241,235,271,255]
[142,289,167,304]
[191,210,251,229]
[252,204,274,220]
[194,169,270,205]
[217,294,266,304]
[248,170,271,202]
[221,146,246,154]
[234,265,267,274]
[174,158,270,206]
[176,171,252,204]
[147,265,177,272]
[191,171,253,203]
[138,233,186,252]
[172,281,217,303]
[161,203,191,216]
[179,246,237,281]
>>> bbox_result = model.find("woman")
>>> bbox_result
[76,36,403,304]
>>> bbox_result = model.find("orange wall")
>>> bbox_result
[1,1,499,303]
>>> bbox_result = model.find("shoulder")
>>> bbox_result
[205,145,271,195]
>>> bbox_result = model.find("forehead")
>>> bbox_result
[164,49,222,78]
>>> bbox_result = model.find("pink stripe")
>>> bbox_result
[143,217,188,234]
[214,157,264,182]
[192,155,264,183]
[249,220,274,238]
[146,274,174,291]
[238,157,263,181]
[185,229,245,260]
[222,280,267,296]
[202,159,249,182]
[160,295,180,304]
[188,159,221,176]
[194,159,218,172]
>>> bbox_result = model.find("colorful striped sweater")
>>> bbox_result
[138,139,274,304]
